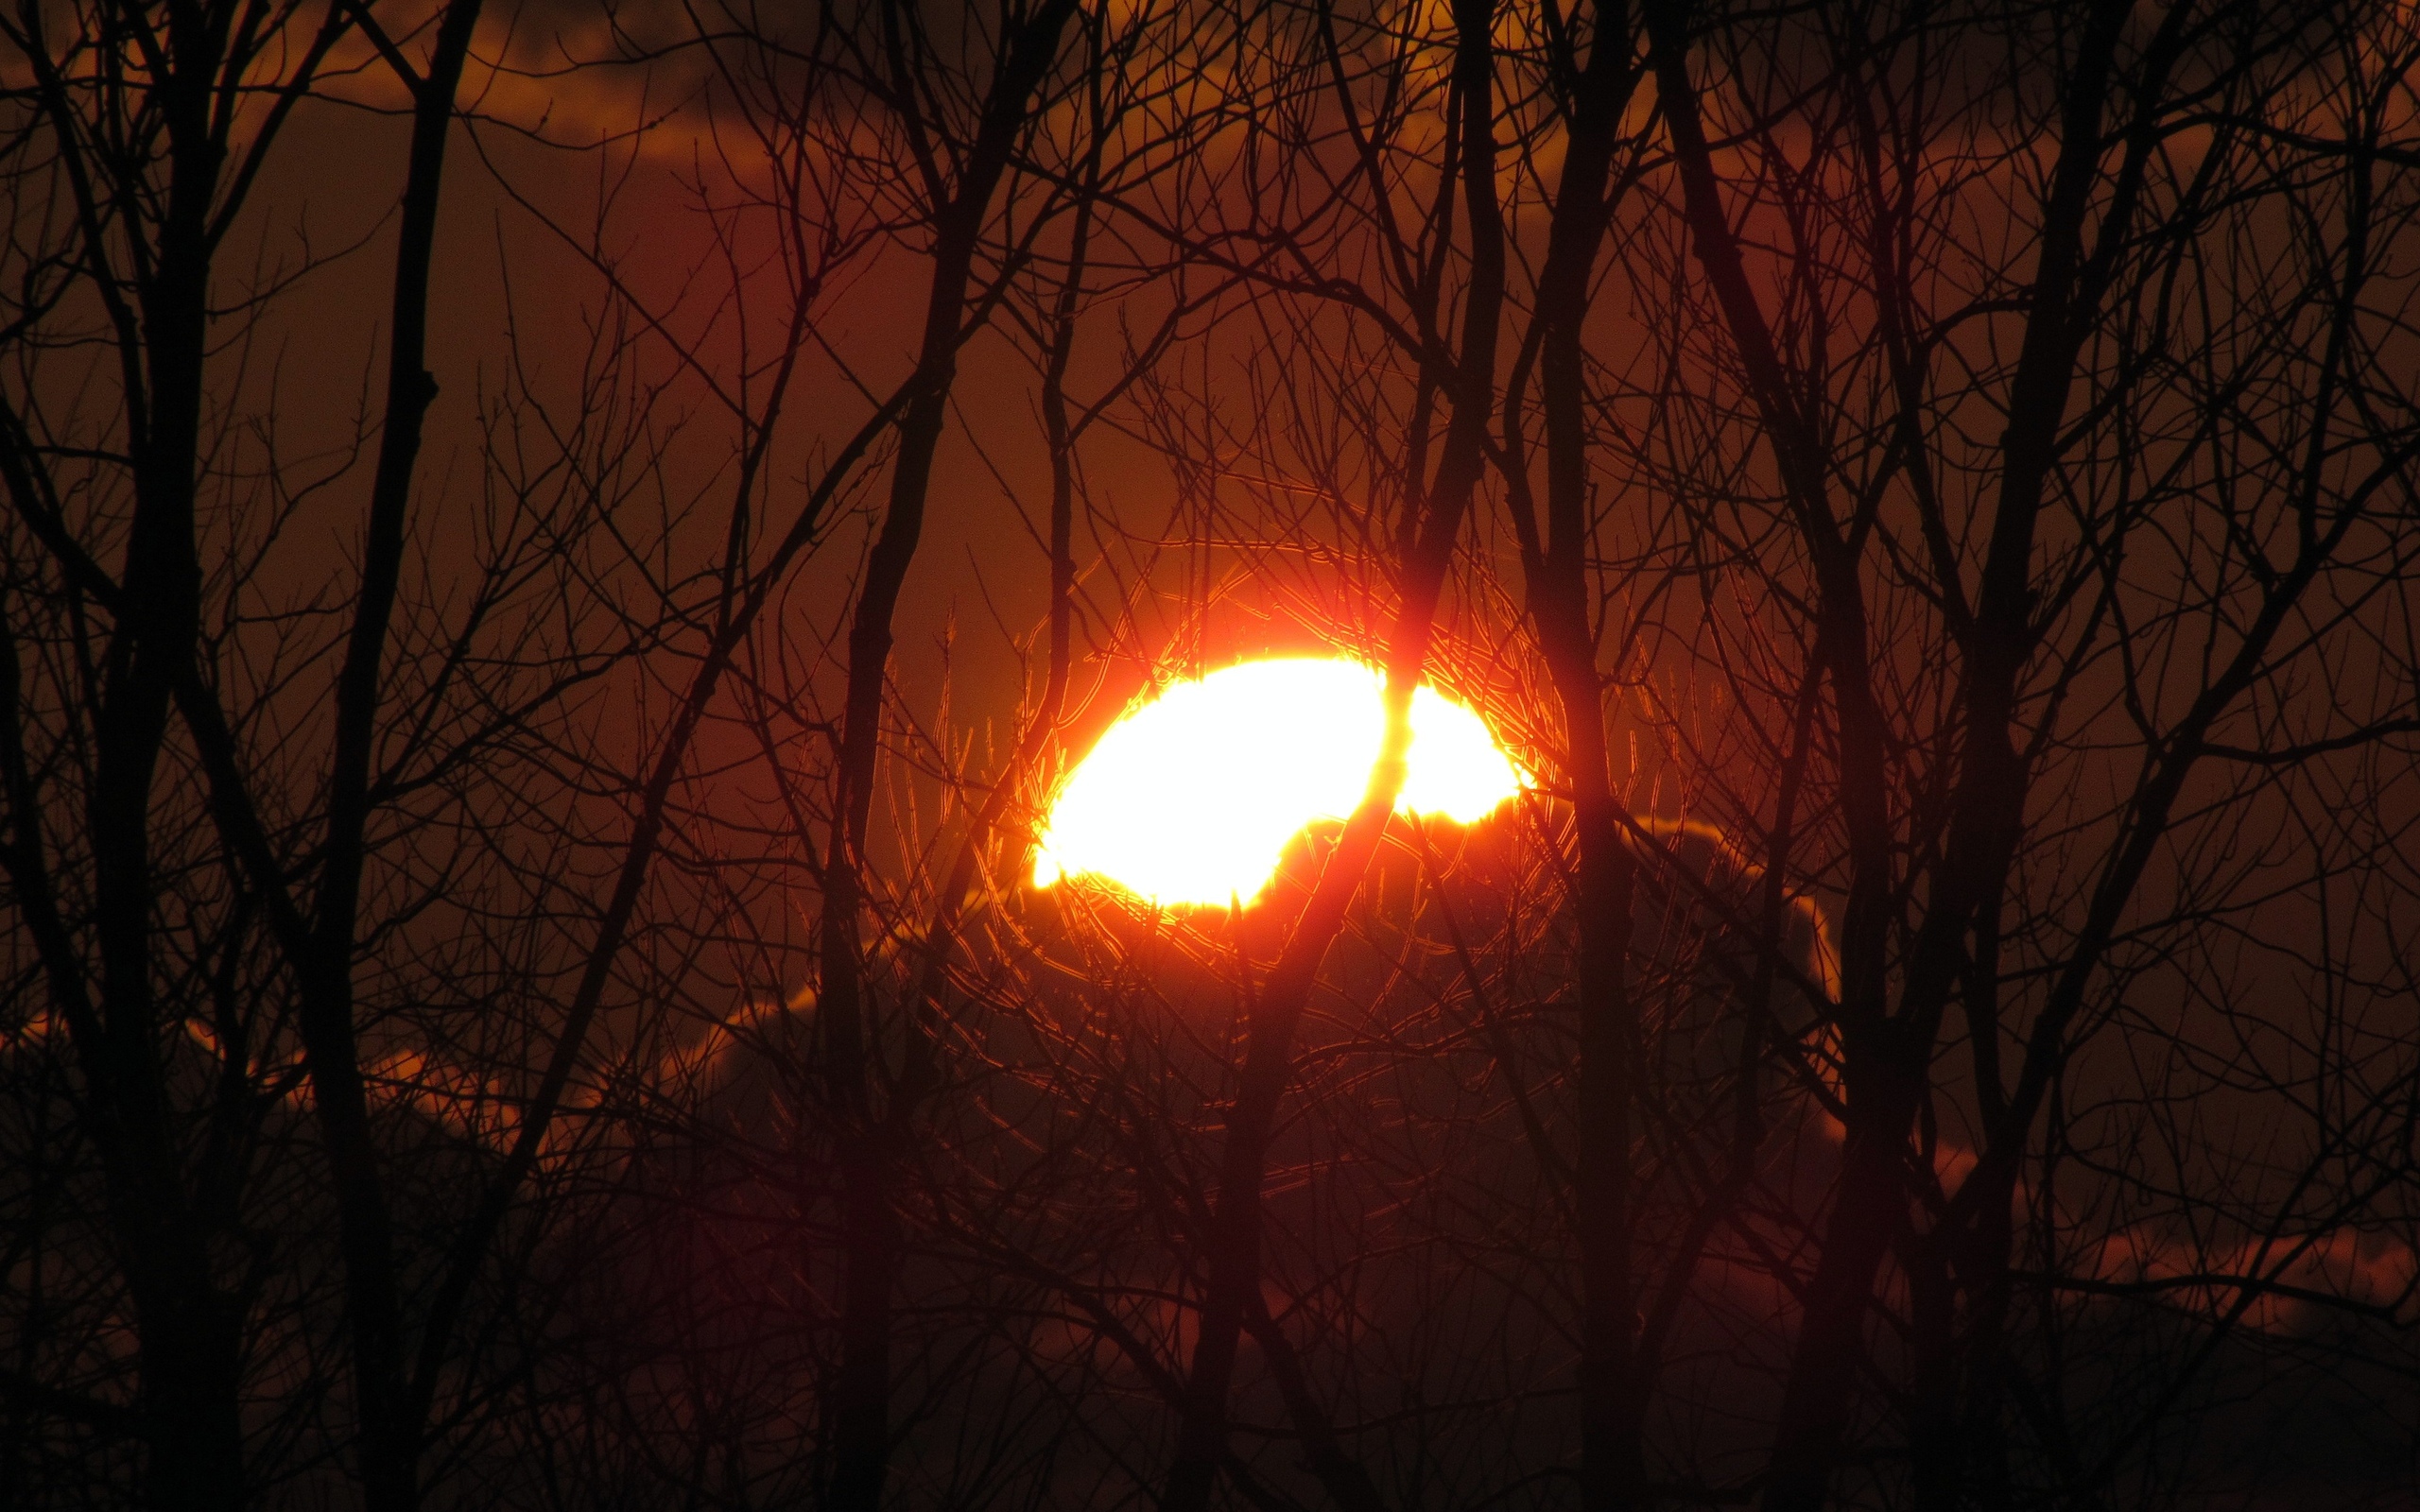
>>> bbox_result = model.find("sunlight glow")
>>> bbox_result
[1034,657,1523,907]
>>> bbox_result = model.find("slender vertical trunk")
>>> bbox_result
[817,230,956,1512]
[285,8,485,1510]
[821,9,1078,1506]
[88,33,245,1508]
[1910,905,2017,1512]
[1754,1062,1910,1512]
[1905,1230,1959,1512]
[1159,665,1430,1512]
[1161,5,1503,1507]
[1567,714,1642,1511]
[898,29,1103,1086]
[1641,7,1901,1503]
[816,275,943,1512]
[1519,7,1647,1506]
[1958,1193,2017,1512]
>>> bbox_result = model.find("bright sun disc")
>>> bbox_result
[1034,657,1523,907]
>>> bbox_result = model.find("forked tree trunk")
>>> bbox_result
[1636,1,2191,1507]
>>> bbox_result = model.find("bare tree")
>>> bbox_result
[1633,0,2420,1505]
[6,3,2416,1511]
[0,1,893,1506]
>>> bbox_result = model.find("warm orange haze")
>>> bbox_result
[1033,658,1524,905]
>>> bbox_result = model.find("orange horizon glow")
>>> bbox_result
[1033,657,1524,907]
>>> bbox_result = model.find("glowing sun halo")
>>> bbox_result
[1034,657,1524,907]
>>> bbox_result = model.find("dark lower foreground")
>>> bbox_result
[9,1010,2410,1512]
[18,1272,2408,1509]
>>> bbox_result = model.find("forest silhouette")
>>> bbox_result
[2,1,2416,1509]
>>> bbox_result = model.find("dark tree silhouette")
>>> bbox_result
[4,2,2416,1511]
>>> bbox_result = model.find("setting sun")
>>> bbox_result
[1033,658,1523,907]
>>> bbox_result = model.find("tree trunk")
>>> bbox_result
[1161,4,1505,1505]
[1518,6,1648,1505]
[821,8,1080,1505]
[300,9,487,1509]
[100,42,245,1511]
[132,1293,248,1512]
